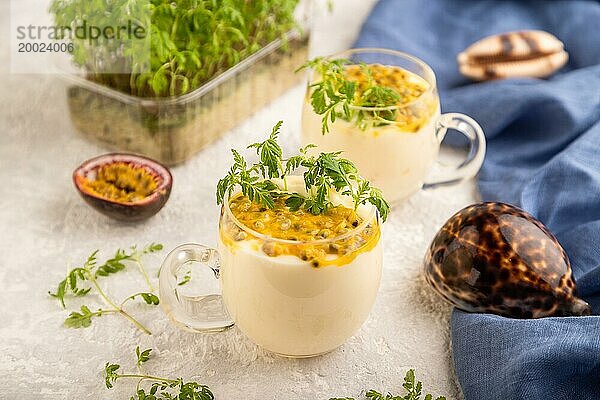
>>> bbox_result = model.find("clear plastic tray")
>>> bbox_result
[61,27,309,165]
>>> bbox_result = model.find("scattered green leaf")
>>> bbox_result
[329,369,446,400]
[64,305,104,328]
[104,348,214,399]
[104,363,120,389]
[136,346,152,366]
[49,244,164,334]
[177,270,192,286]
[140,293,160,305]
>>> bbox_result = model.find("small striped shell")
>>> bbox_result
[424,202,591,319]
[458,30,568,81]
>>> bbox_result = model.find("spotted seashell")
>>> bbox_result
[457,30,568,81]
[424,202,591,319]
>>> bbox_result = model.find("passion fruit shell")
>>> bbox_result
[73,153,173,222]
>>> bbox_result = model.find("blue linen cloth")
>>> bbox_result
[355,1,600,399]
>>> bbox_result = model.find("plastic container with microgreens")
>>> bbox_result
[52,0,313,165]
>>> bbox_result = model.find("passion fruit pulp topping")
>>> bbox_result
[342,64,438,132]
[222,195,380,268]
[82,162,159,203]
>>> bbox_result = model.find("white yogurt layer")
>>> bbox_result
[219,238,382,356]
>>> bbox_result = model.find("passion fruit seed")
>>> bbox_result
[234,231,247,241]
[280,219,292,231]
[318,229,332,239]
[237,201,251,212]
[262,241,281,257]
[328,243,341,254]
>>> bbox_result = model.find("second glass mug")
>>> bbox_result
[301,48,486,203]
[159,184,383,358]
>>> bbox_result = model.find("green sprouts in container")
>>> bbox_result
[51,0,301,97]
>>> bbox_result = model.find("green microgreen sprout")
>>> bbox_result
[129,243,164,292]
[136,346,152,367]
[247,120,287,188]
[50,0,301,98]
[49,244,163,334]
[329,369,447,400]
[297,57,402,133]
[105,346,214,400]
[216,121,390,221]
[177,269,192,286]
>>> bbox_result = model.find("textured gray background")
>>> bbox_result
[0,1,478,398]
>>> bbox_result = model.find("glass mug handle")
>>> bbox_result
[422,113,486,189]
[158,243,234,332]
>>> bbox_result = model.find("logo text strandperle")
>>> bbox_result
[16,20,147,44]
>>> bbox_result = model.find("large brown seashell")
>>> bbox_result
[424,202,591,318]
[457,30,568,81]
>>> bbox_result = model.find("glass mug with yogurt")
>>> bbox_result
[301,48,486,203]
[159,177,382,357]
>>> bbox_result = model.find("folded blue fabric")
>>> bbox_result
[355,1,600,398]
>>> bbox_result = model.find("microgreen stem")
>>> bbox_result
[120,292,149,308]
[94,309,120,316]
[87,272,152,335]
[118,310,152,336]
[116,374,179,384]
[134,259,155,292]
[87,272,120,310]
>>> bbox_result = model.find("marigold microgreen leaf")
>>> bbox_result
[216,122,390,220]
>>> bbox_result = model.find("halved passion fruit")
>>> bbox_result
[73,153,173,222]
